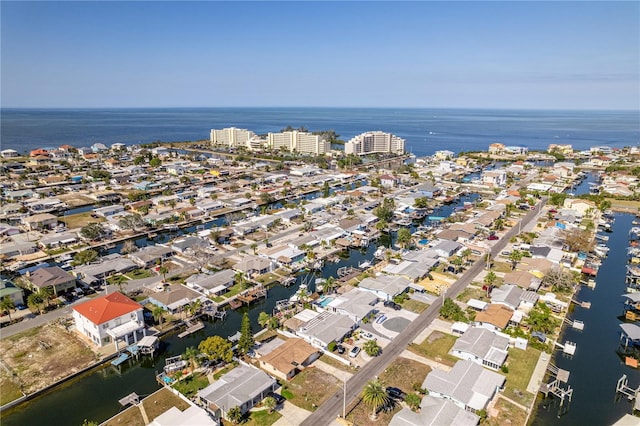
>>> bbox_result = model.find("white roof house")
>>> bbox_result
[423,359,505,412]
[326,288,378,323]
[295,311,355,349]
[358,275,410,301]
[450,326,510,370]
[389,395,479,426]
[197,365,277,420]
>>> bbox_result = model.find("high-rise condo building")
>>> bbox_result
[267,131,329,155]
[345,131,405,155]
[210,127,256,148]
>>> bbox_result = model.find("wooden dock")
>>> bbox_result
[178,320,204,338]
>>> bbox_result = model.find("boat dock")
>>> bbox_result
[178,320,204,338]
[615,375,640,411]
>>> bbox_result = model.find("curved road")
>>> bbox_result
[301,198,546,426]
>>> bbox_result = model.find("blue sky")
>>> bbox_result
[1,1,638,109]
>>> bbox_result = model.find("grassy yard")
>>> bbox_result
[103,406,145,426]
[408,331,459,367]
[318,354,357,373]
[1,324,97,402]
[284,367,340,412]
[254,272,281,286]
[456,286,488,303]
[379,357,431,395]
[401,298,429,314]
[0,376,23,405]
[127,269,154,279]
[142,387,191,421]
[485,397,528,426]
[491,261,513,274]
[60,212,105,229]
[221,282,247,299]
[501,347,541,406]
[172,372,210,398]
[106,274,130,285]
[243,409,282,426]
[346,395,398,426]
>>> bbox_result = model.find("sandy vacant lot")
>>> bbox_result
[0,323,97,403]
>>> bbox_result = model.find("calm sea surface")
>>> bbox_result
[1,108,638,156]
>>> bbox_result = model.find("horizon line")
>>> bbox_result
[1,106,639,113]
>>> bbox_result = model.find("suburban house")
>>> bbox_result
[473,304,514,332]
[171,236,209,254]
[22,213,58,230]
[430,240,463,259]
[148,285,204,314]
[148,405,218,426]
[450,326,510,370]
[325,288,378,323]
[27,266,76,296]
[185,270,235,296]
[389,395,479,426]
[562,198,597,217]
[234,255,275,278]
[128,245,173,268]
[294,311,356,349]
[422,359,506,413]
[358,276,410,301]
[258,338,319,380]
[502,270,542,291]
[72,255,137,285]
[0,278,24,306]
[197,365,277,421]
[72,291,145,348]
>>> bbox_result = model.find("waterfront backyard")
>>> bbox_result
[0,323,97,405]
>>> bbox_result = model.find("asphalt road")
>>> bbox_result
[301,197,546,426]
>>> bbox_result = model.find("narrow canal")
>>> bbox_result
[531,213,640,425]
[6,192,467,426]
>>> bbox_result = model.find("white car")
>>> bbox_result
[360,331,374,340]
[349,346,361,358]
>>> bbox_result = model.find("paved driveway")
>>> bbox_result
[273,401,312,426]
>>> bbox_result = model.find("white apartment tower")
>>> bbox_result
[345,131,405,155]
[210,127,256,148]
[266,131,329,155]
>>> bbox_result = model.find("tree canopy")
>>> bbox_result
[237,312,255,355]
[198,335,233,363]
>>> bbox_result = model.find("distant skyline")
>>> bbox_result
[1,1,638,110]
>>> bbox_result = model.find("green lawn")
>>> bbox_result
[244,409,282,426]
[220,282,246,299]
[456,287,487,303]
[172,372,209,398]
[402,298,429,314]
[491,261,513,274]
[106,274,130,285]
[502,347,541,406]
[0,378,23,405]
[127,269,154,279]
[408,332,459,366]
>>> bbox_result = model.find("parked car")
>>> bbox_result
[386,387,406,400]
[15,304,26,310]
[336,345,346,354]
[488,234,499,240]
[268,392,286,405]
[360,331,374,340]
[349,346,361,358]
[384,300,401,310]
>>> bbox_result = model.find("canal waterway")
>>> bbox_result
[5,190,470,426]
[531,213,640,425]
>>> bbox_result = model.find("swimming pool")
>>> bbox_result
[419,239,429,245]
[318,296,335,308]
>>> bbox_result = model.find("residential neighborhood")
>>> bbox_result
[0,137,637,426]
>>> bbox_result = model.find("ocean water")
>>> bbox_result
[1,108,638,157]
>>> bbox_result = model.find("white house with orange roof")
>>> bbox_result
[72,291,145,348]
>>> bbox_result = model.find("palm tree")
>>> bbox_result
[187,299,202,318]
[38,286,54,307]
[325,276,338,294]
[363,339,381,357]
[0,297,15,322]
[158,265,169,282]
[152,305,165,329]
[361,379,389,420]
[27,292,44,314]
[461,248,472,265]
[263,396,277,413]
[183,346,200,372]
[251,243,258,255]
